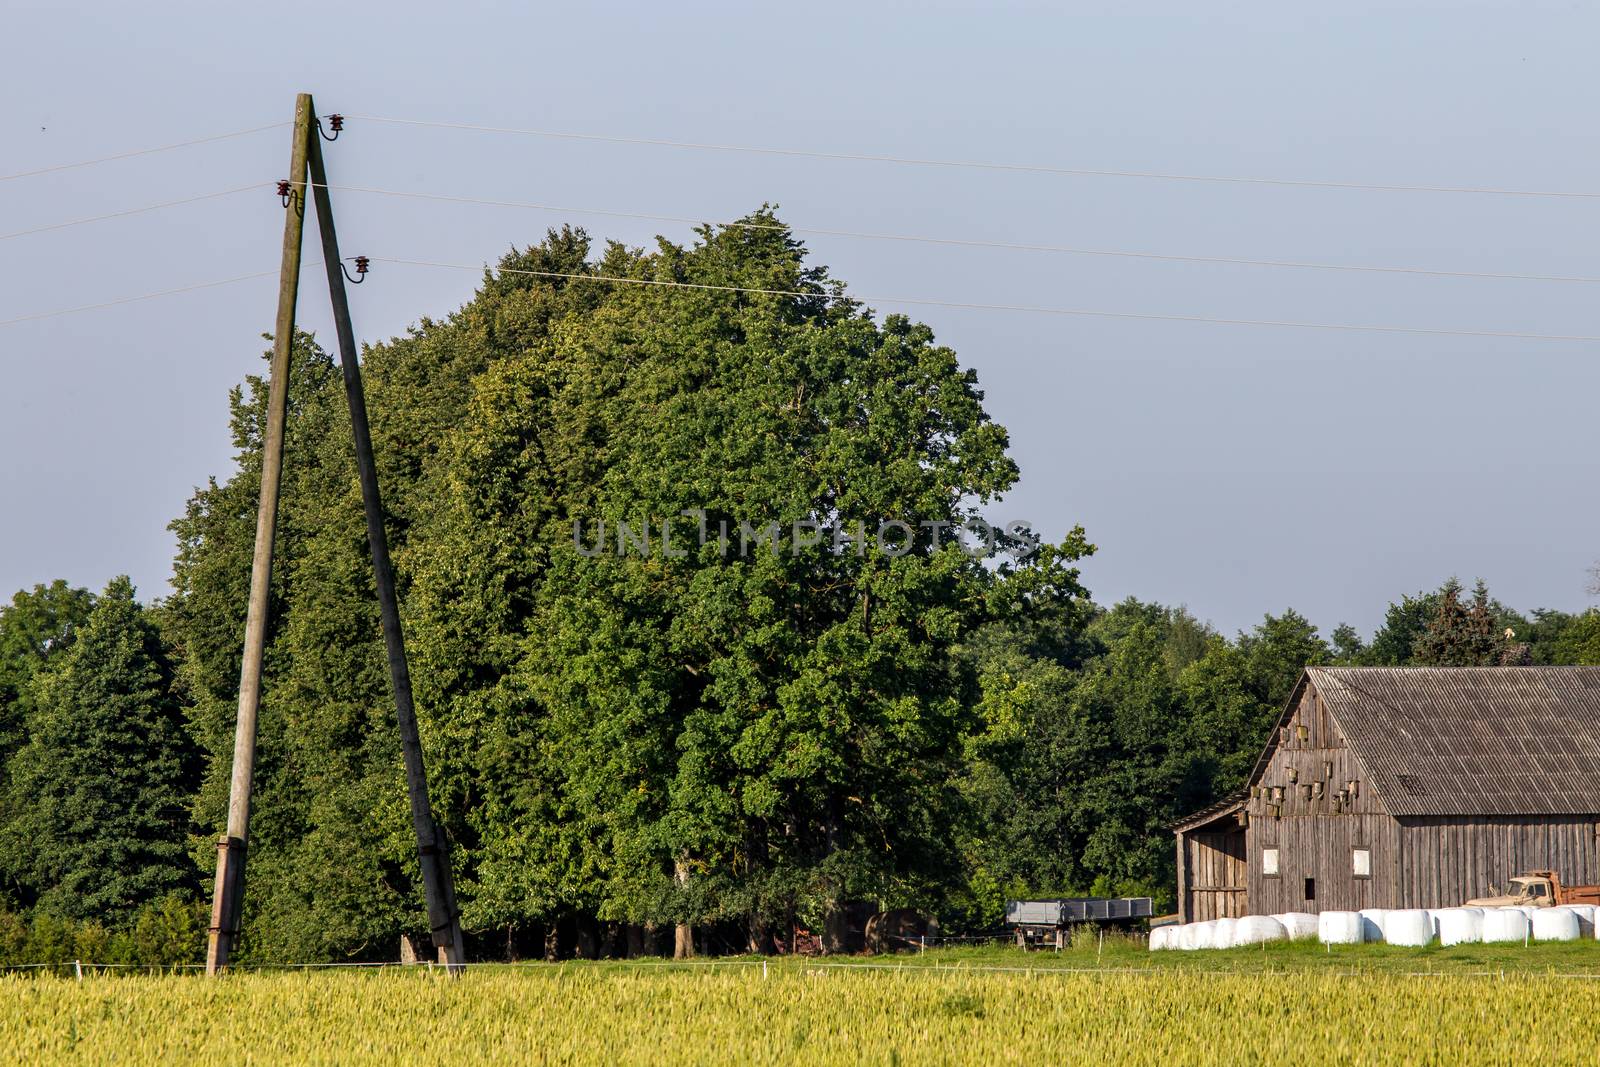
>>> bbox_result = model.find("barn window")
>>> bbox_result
[1353,848,1371,878]
[1304,877,1316,901]
[1262,848,1280,876]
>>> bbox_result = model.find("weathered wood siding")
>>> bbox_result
[1394,815,1600,907]
[1245,683,1400,913]
[1182,829,1247,921]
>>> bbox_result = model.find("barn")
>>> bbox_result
[1173,666,1600,922]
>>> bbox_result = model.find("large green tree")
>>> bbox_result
[0,578,195,922]
[0,581,95,906]
[407,213,1080,953]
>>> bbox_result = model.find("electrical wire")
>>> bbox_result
[0,184,269,241]
[0,122,288,183]
[346,115,1600,201]
[366,257,1600,342]
[0,271,277,328]
[317,182,1600,285]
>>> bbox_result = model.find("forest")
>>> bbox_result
[2,213,1598,964]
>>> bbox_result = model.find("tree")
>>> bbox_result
[0,581,94,761]
[1412,579,1510,666]
[0,578,196,923]
[1365,592,1437,665]
[1236,610,1329,706]
[1550,611,1600,664]
[1330,623,1366,663]
[410,211,1061,952]
[0,581,95,907]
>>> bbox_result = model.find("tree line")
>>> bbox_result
[2,213,1597,963]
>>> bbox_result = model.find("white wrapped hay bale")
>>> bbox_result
[1233,915,1288,945]
[1148,926,1172,951]
[1482,908,1531,943]
[1188,921,1216,950]
[1317,910,1363,944]
[1531,908,1581,942]
[1383,909,1434,947]
[1211,917,1238,950]
[1435,908,1483,946]
[1273,912,1319,940]
[1358,909,1388,941]
[1557,905,1597,937]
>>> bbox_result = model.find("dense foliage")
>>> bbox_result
[2,214,1597,960]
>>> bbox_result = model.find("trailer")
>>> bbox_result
[1005,897,1154,948]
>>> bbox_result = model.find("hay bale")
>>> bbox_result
[1555,904,1597,937]
[1436,908,1483,946]
[1317,911,1364,944]
[1233,916,1288,945]
[1482,908,1531,943]
[1383,909,1433,947]
[1273,912,1319,940]
[1531,908,1580,942]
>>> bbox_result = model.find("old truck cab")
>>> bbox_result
[1465,870,1600,908]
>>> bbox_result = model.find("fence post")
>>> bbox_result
[74,960,82,982]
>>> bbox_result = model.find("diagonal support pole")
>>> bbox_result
[207,92,313,976]
[306,120,466,974]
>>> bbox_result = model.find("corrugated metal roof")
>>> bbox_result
[1308,666,1600,817]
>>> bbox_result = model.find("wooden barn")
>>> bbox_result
[1173,666,1600,922]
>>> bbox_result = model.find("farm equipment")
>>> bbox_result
[1465,870,1600,908]
[1005,897,1154,948]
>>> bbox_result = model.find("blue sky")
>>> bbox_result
[2,0,1595,635]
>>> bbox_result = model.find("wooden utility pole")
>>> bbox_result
[305,121,466,973]
[207,93,313,974]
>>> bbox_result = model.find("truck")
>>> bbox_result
[1464,870,1600,909]
[1005,897,1154,948]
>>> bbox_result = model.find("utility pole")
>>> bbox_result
[207,93,313,974]
[305,120,466,973]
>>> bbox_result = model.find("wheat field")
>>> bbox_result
[4,963,1600,1066]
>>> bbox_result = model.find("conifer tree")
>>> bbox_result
[1,578,196,922]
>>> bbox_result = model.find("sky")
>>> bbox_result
[1,0,1595,637]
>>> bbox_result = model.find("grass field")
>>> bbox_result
[6,942,1600,1066]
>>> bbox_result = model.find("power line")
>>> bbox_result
[368,257,1600,343]
[320,182,1600,285]
[0,122,288,183]
[0,271,276,328]
[0,184,268,241]
[347,115,1600,201]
